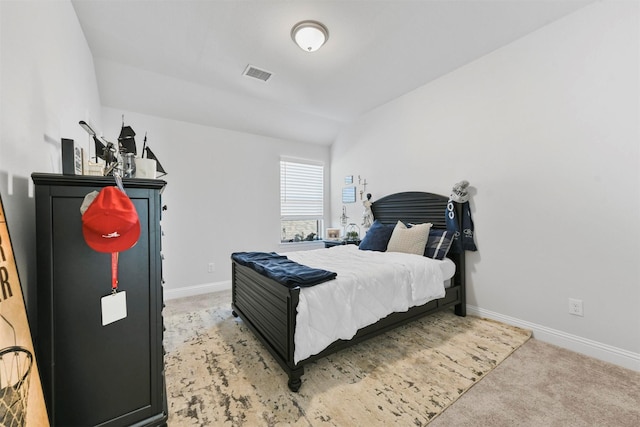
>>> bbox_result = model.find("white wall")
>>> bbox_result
[0,1,102,176]
[331,1,640,369]
[0,0,102,316]
[101,108,330,299]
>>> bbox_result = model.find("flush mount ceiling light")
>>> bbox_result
[291,20,329,52]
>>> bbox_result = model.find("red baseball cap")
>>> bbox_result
[81,186,140,253]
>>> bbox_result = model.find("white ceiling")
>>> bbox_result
[71,0,593,145]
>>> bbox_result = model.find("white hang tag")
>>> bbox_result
[101,290,127,326]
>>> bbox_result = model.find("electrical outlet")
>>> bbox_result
[207,262,215,273]
[568,298,583,316]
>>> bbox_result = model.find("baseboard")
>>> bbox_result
[163,280,231,300]
[467,305,640,372]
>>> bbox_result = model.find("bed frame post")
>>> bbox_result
[287,289,304,392]
[288,372,303,392]
[454,251,466,317]
[453,199,467,317]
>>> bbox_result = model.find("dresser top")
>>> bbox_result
[31,173,166,190]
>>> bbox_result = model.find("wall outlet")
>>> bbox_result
[568,298,583,316]
[207,262,215,273]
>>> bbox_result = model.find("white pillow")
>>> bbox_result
[386,221,432,255]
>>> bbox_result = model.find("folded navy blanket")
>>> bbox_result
[231,251,337,288]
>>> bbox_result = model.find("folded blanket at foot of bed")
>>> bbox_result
[231,251,337,288]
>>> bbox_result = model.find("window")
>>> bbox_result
[280,160,324,242]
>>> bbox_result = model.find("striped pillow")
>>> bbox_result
[424,229,454,260]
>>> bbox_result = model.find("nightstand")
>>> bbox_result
[323,239,361,248]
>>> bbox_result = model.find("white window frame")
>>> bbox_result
[280,158,324,243]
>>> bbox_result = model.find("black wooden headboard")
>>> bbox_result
[370,191,452,229]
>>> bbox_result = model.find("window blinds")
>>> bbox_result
[280,160,324,218]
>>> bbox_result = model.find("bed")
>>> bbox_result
[231,191,466,392]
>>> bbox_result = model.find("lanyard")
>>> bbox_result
[111,252,119,293]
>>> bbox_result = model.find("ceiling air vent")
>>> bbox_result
[243,65,273,82]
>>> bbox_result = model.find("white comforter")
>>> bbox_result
[285,245,454,363]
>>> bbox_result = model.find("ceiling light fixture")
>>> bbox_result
[291,20,329,52]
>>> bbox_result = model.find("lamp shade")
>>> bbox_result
[291,21,328,52]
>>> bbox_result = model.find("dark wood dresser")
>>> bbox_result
[32,173,167,427]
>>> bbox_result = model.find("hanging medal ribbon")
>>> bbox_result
[111,252,119,293]
[103,251,127,326]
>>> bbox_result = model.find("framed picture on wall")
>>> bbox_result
[342,186,356,203]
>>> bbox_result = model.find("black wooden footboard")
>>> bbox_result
[231,260,304,391]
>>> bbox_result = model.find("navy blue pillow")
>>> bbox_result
[359,220,395,251]
[424,229,454,260]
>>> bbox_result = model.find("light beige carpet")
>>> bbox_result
[164,299,531,426]
[429,338,640,427]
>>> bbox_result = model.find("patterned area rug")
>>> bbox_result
[164,300,531,426]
